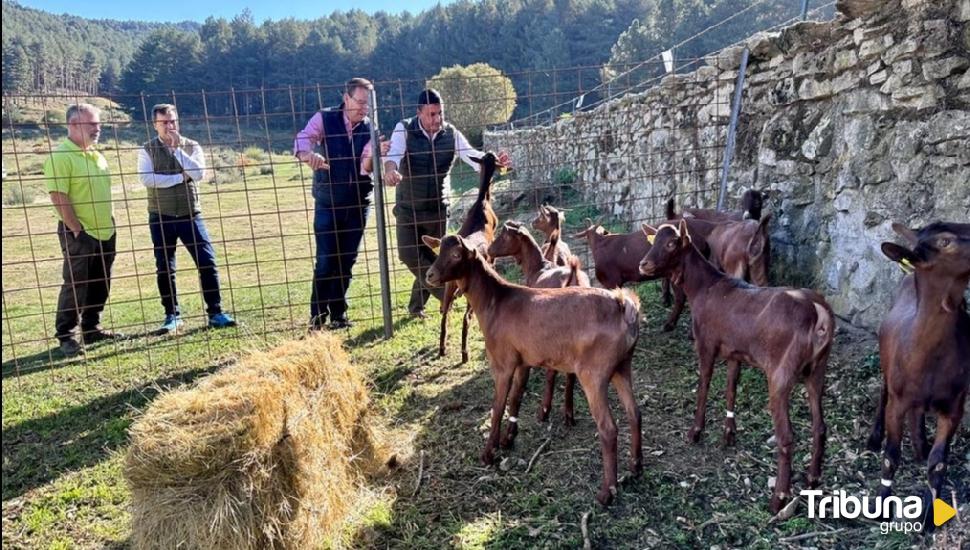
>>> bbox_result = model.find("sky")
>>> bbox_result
[17,0,456,23]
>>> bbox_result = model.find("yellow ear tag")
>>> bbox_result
[646,234,656,245]
[899,258,915,274]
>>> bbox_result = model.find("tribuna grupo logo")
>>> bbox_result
[800,489,957,535]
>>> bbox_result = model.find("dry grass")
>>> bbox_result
[125,333,389,549]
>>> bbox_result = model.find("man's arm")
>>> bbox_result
[454,129,483,172]
[175,141,206,183]
[382,122,407,185]
[49,192,83,236]
[293,112,330,170]
[137,148,182,188]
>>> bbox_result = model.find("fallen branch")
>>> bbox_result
[581,511,591,550]
[412,450,426,497]
[526,438,552,474]
[779,528,844,543]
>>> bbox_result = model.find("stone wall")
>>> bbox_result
[485,0,970,329]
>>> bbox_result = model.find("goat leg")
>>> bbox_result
[662,283,686,332]
[501,367,531,449]
[723,360,742,447]
[927,409,961,500]
[687,350,716,443]
[907,409,929,462]
[804,361,828,488]
[611,358,643,476]
[877,397,906,501]
[483,368,515,466]
[866,383,888,452]
[460,306,472,364]
[767,381,795,514]
[438,283,456,357]
[585,381,619,506]
[562,373,577,427]
[538,369,556,422]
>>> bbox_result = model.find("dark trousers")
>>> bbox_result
[55,222,116,341]
[149,212,222,317]
[394,209,446,314]
[311,201,369,321]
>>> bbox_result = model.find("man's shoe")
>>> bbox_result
[158,314,184,334]
[329,318,353,330]
[82,327,126,343]
[208,313,237,329]
[308,314,328,332]
[59,338,84,357]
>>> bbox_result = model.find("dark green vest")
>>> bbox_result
[144,137,201,217]
[395,118,457,217]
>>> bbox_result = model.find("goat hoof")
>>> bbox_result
[661,322,676,333]
[687,428,702,444]
[629,460,643,476]
[769,493,787,514]
[865,434,882,453]
[722,431,736,447]
[563,412,576,428]
[438,348,446,358]
[595,488,614,507]
[662,296,672,308]
[500,428,517,449]
[480,449,495,466]
[877,485,892,501]
[537,408,550,422]
[806,473,821,489]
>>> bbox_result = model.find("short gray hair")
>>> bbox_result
[66,103,100,123]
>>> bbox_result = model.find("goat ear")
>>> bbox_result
[678,218,692,245]
[469,155,484,166]
[891,223,919,246]
[641,223,658,244]
[422,235,441,251]
[881,242,917,267]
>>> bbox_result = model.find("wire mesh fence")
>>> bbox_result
[1,2,837,388]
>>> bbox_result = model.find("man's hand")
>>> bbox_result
[167,130,181,148]
[496,150,512,169]
[301,152,330,171]
[379,138,391,156]
[383,164,402,187]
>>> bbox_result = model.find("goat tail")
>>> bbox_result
[614,288,641,347]
[665,197,676,220]
[565,256,582,287]
[811,301,835,359]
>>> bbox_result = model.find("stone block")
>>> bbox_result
[922,56,969,80]
[834,49,859,72]
[798,78,834,100]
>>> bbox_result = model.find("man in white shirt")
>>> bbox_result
[137,103,235,334]
[383,88,509,317]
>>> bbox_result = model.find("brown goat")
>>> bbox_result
[487,220,590,431]
[438,152,499,363]
[705,216,773,286]
[667,199,771,286]
[424,233,642,506]
[532,204,572,266]
[639,219,834,513]
[574,220,687,332]
[683,189,765,222]
[867,222,970,505]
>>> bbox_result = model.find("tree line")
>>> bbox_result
[2,0,833,126]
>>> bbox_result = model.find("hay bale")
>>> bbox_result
[125,333,386,549]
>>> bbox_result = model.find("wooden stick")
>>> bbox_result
[526,438,552,474]
[411,450,426,497]
[778,528,844,543]
[581,511,591,550]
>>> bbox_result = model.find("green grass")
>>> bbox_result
[3,129,969,548]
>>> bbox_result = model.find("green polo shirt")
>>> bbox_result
[44,139,115,241]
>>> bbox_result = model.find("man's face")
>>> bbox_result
[418,103,443,134]
[153,111,179,142]
[69,110,101,149]
[343,88,370,124]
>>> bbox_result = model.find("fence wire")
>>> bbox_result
[1,3,836,389]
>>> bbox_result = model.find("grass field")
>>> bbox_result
[2,122,969,549]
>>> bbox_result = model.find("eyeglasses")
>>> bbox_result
[347,95,369,107]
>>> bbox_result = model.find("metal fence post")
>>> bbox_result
[800,0,810,20]
[716,47,749,212]
[368,88,394,339]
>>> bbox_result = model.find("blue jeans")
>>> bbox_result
[149,212,222,317]
[311,201,369,322]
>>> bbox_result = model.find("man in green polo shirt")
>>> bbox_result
[45,103,125,357]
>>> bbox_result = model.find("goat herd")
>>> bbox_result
[417,152,969,515]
